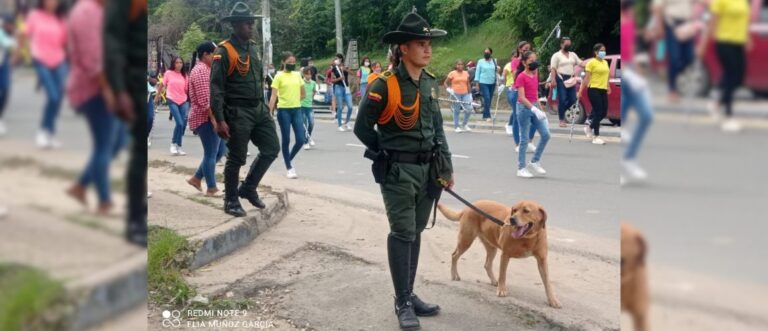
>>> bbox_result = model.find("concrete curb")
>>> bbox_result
[186,190,290,270]
[67,251,148,331]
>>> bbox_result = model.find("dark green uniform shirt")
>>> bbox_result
[354,62,453,173]
[210,35,263,122]
[104,0,147,95]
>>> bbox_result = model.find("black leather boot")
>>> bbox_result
[388,235,420,330]
[224,166,246,217]
[409,233,440,316]
[238,157,273,209]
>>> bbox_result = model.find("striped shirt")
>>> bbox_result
[187,62,212,131]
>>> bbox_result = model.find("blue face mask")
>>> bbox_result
[598,51,606,59]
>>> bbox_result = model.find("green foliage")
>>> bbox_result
[0,265,67,331]
[177,23,207,62]
[148,226,195,306]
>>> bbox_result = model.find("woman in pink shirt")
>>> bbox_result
[514,50,551,178]
[157,56,189,155]
[23,0,68,149]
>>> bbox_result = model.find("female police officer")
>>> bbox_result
[354,12,453,331]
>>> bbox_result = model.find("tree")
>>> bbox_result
[177,23,207,62]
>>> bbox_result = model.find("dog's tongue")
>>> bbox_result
[512,224,527,238]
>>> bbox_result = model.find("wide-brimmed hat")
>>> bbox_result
[382,12,447,44]
[221,2,261,23]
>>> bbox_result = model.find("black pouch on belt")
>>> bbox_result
[364,149,389,184]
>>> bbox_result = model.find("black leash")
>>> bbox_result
[427,185,510,229]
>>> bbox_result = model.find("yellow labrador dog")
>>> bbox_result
[621,222,649,331]
[438,200,561,308]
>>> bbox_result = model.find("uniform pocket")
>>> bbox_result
[386,163,401,183]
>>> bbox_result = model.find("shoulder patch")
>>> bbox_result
[367,92,382,102]
[213,54,222,61]
[217,39,230,47]
[377,70,394,82]
[423,69,435,79]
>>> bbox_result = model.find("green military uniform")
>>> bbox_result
[210,2,279,215]
[354,62,453,242]
[104,0,148,246]
[353,12,450,330]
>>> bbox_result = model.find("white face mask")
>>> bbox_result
[334,59,341,65]
[364,62,370,66]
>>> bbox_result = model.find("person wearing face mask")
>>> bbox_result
[367,61,383,85]
[578,43,611,145]
[503,41,537,153]
[549,36,583,127]
[473,47,499,121]
[269,51,306,179]
[357,56,372,99]
[515,51,551,178]
[331,53,354,131]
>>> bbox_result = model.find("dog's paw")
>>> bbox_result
[497,287,508,297]
[548,297,562,309]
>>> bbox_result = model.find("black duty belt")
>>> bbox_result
[387,150,432,164]
[227,98,262,107]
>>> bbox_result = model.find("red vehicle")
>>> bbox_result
[649,0,768,97]
[545,55,622,125]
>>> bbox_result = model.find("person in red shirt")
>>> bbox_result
[186,41,226,196]
[514,50,551,178]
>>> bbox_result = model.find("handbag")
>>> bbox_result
[558,73,578,88]
[674,21,703,42]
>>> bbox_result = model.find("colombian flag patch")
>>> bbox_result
[213,54,222,61]
[368,92,382,102]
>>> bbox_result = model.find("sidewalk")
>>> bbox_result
[0,139,146,331]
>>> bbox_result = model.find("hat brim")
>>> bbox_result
[221,15,260,23]
[382,29,447,44]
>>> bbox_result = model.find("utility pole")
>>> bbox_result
[262,0,272,74]
[334,0,342,56]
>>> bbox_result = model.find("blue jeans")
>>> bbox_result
[147,94,155,137]
[193,122,227,189]
[34,60,68,134]
[664,21,694,93]
[360,82,367,98]
[277,108,306,169]
[451,93,472,128]
[168,101,189,146]
[517,102,551,169]
[479,83,495,119]
[621,84,653,160]
[505,88,536,145]
[300,106,314,139]
[334,84,353,126]
[77,95,118,203]
[0,53,10,118]
[556,74,577,121]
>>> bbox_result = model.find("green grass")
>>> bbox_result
[314,19,516,81]
[0,264,68,331]
[148,226,195,306]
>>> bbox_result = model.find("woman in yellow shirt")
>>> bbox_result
[269,51,306,179]
[697,0,751,133]
[578,43,611,145]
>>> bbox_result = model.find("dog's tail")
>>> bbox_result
[437,203,463,222]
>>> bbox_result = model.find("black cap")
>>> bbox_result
[221,2,261,23]
[382,12,447,44]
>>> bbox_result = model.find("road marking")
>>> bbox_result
[586,209,601,214]
[346,143,366,148]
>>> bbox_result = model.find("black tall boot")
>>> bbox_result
[223,166,246,217]
[388,234,420,330]
[409,233,440,316]
[238,156,274,209]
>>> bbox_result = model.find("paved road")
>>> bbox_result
[150,106,621,240]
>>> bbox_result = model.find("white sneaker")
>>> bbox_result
[345,123,353,130]
[309,138,316,146]
[463,125,472,132]
[455,127,464,133]
[528,144,537,154]
[584,125,593,139]
[621,129,633,144]
[516,168,534,178]
[592,138,606,145]
[147,191,153,198]
[303,144,311,150]
[622,160,648,181]
[286,168,298,179]
[170,144,179,155]
[515,145,520,153]
[338,126,346,132]
[721,119,741,133]
[0,121,6,136]
[528,162,547,176]
[36,131,50,148]
[505,125,514,136]
[177,146,187,155]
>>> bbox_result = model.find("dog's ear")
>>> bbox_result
[636,234,647,265]
[538,207,547,228]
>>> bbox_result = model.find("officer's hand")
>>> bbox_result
[216,121,231,140]
[444,176,454,190]
[115,91,135,123]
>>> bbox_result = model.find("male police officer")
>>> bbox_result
[210,2,279,217]
[354,12,453,331]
